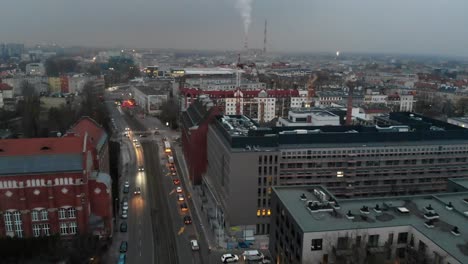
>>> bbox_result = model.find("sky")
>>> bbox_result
[1,0,468,56]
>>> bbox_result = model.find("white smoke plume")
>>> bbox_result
[235,0,253,35]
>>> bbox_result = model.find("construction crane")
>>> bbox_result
[305,73,318,107]
[345,74,358,125]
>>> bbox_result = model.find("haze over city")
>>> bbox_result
[2,0,468,56]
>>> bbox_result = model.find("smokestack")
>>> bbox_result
[263,19,267,54]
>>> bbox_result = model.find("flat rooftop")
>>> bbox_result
[273,182,468,263]
[212,112,468,149]
[289,108,338,118]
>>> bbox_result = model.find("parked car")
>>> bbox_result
[242,250,264,261]
[183,215,192,224]
[190,240,199,251]
[221,253,239,263]
[120,222,127,232]
[122,201,128,210]
[119,241,128,253]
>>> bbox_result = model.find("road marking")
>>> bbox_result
[140,251,142,257]
[169,189,175,195]
[178,226,185,235]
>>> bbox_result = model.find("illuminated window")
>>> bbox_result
[257,210,261,217]
[267,209,271,216]
[337,171,344,178]
[262,209,266,216]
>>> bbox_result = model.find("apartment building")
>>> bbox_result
[197,112,468,236]
[270,181,468,264]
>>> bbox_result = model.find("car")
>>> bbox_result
[140,134,147,138]
[190,240,199,251]
[173,179,180,185]
[177,194,185,201]
[132,138,138,143]
[125,127,130,131]
[119,241,128,253]
[122,201,128,210]
[123,186,129,194]
[134,187,141,195]
[120,222,127,232]
[118,253,126,264]
[242,250,264,261]
[121,210,128,219]
[138,166,144,172]
[135,142,141,148]
[176,187,182,193]
[221,253,239,263]
[183,215,192,224]
[124,181,129,188]
[180,203,188,212]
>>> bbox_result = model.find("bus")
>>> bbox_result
[164,141,171,154]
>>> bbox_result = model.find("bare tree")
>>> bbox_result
[18,81,41,137]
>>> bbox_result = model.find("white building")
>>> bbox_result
[270,180,468,264]
[185,78,266,91]
[277,108,340,127]
[131,85,169,115]
[25,63,45,76]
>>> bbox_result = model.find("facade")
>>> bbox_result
[0,118,112,239]
[48,77,61,93]
[365,92,415,112]
[180,87,304,123]
[277,108,340,127]
[131,84,169,115]
[181,95,221,184]
[270,182,468,264]
[26,63,46,76]
[198,112,468,236]
[185,78,266,91]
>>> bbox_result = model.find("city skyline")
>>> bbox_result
[1,0,468,56]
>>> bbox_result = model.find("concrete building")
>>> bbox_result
[0,118,112,239]
[26,63,46,76]
[185,78,266,91]
[2,76,49,95]
[131,83,170,115]
[277,108,340,127]
[447,117,468,128]
[187,111,468,236]
[48,77,61,93]
[0,83,13,109]
[270,181,468,264]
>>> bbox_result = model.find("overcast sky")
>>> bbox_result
[1,0,468,56]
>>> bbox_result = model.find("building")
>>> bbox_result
[181,95,221,184]
[190,112,468,236]
[48,77,61,93]
[269,181,468,264]
[131,84,169,115]
[277,108,340,127]
[185,78,266,91]
[447,116,468,128]
[26,63,46,76]
[0,83,13,109]
[180,87,303,123]
[0,118,112,239]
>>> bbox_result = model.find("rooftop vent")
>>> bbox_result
[360,206,370,215]
[397,207,410,214]
[424,204,435,213]
[446,202,454,211]
[300,193,307,201]
[424,219,435,229]
[424,212,439,220]
[40,146,51,151]
[451,226,461,236]
[374,204,382,213]
[346,210,354,220]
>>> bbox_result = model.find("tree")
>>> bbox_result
[18,81,41,137]
[45,57,78,77]
[160,98,179,129]
[48,104,77,134]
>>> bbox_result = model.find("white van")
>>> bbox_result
[242,250,264,261]
[190,240,199,251]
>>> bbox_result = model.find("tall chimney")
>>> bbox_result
[263,19,267,54]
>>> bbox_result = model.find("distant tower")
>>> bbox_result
[263,20,267,54]
[244,35,248,51]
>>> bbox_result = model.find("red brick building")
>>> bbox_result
[0,118,112,239]
[181,95,220,184]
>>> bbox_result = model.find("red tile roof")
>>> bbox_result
[0,136,83,156]
[0,83,12,90]
[68,117,107,150]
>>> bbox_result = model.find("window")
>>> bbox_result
[387,233,394,245]
[397,232,408,244]
[337,237,349,249]
[69,222,78,235]
[42,224,50,236]
[58,208,67,219]
[13,211,23,238]
[31,210,39,222]
[68,208,76,219]
[41,210,48,221]
[4,212,13,232]
[311,239,322,251]
[356,236,362,247]
[60,223,68,235]
[32,224,41,237]
[368,235,379,247]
